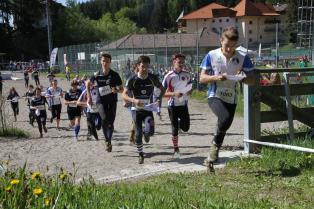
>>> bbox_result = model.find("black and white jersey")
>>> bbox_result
[65,88,82,109]
[25,91,35,106]
[90,69,122,103]
[32,71,39,77]
[31,96,47,113]
[125,73,162,110]
[7,92,19,103]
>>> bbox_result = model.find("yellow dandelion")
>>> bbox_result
[31,172,42,180]
[10,179,20,185]
[59,173,67,181]
[5,186,12,192]
[33,188,43,196]
[44,197,52,206]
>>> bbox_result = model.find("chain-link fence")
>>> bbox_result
[56,23,314,79]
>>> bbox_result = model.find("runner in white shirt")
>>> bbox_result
[163,53,192,158]
[46,79,63,129]
[200,27,255,167]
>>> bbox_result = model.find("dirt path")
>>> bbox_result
[0,73,246,182]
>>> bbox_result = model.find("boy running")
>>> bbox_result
[122,55,165,164]
[163,53,192,158]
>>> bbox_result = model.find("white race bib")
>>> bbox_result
[36,105,45,110]
[99,86,111,96]
[53,96,61,105]
[68,103,77,108]
[12,97,19,103]
[88,103,98,113]
[216,87,236,104]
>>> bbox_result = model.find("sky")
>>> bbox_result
[56,0,90,6]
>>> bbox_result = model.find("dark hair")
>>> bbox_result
[222,27,239,41]
[137,55,150,64]
[9,87,16,94]
[101,53,112,61]
[35,87,41,93]
[29,85,34,88]
[172,53,186,61]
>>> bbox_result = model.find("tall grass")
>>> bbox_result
[0,128,30,138]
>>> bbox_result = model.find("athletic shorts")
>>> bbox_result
[67,107,81,120]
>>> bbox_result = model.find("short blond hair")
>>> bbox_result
[222,27,239,41]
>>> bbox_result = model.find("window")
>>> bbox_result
[204,19,207,22]
[259,35,262,39]
[249,30,252,34]
[77,52,85,60]
[236,18,238,22]
[219,19,222,23]
[249,38,253,42]
[249,20,253,24]
[226,18,229,22]
[212,19,215,23]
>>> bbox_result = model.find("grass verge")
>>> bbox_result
[1,139,313,208]
[0,128,30,138]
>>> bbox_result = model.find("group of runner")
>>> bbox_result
[5,27,255,167]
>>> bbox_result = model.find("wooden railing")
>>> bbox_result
[243,67,314,153]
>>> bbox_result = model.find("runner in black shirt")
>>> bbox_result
[23,69,29,88]
[122,55,165,164]
[87,53,123,152]
[7,87,20,122]
[31,87,48,138]
[32,69,40,86]
[23,85,35,126]
[64,80,82,141]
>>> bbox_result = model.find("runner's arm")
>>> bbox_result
[199,70,226,84]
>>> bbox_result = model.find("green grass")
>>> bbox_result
[0,128,30,138]
[1,138,313,208]
[52,72,92,80]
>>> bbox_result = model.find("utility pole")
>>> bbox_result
[46,0,52,57]
[275,23,278,68]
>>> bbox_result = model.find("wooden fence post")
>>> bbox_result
[244,75,261,153]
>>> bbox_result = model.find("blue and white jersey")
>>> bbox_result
[200,48,254,104]
[79,88,99,113]
[46,87,63,105]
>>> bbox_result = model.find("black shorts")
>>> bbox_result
[67,107,81,120]
[51,104,62,120]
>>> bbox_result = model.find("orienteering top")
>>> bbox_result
[24,71,29,79]
[90,69,122,104]
[79,88,99,113]
[25,90,35,106]
[31,96,47,113]
[200,48,254,104]
[46,87,63,105]
[125,73,162,111]
[162,69,192,107]
[65,88,82,109]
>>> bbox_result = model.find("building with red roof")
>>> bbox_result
[178,0,282,47]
